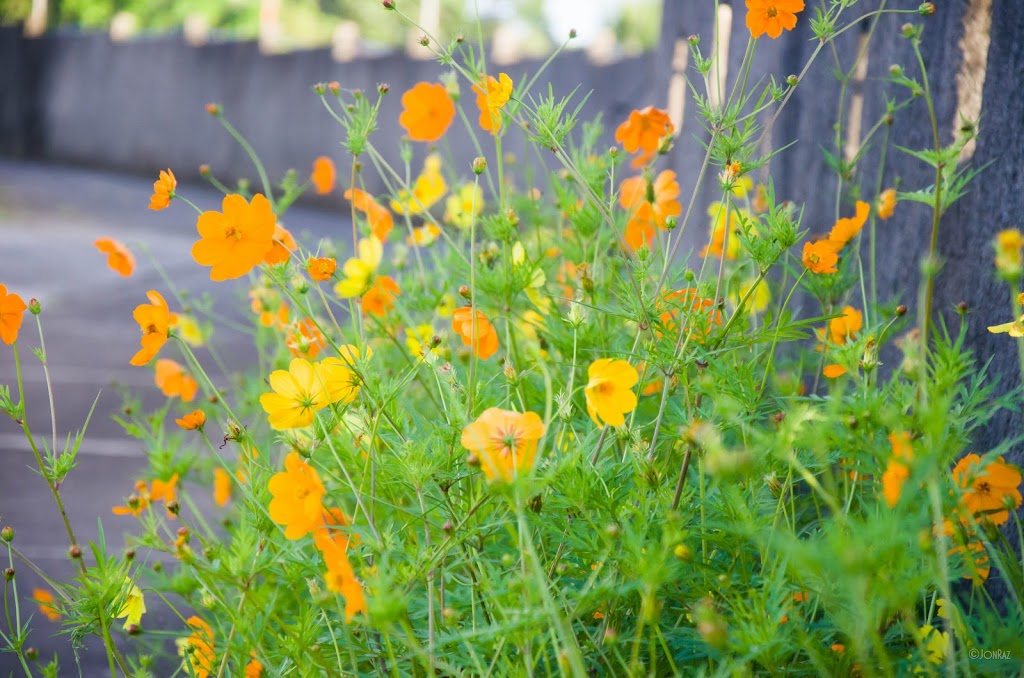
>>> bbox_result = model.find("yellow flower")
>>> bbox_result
[877,188,896,220]
[436,293,457,318]
[268,452,326,540]
[114,578,146,630]
[995,228,1024,279]
[406,324,437,358]
[915,624,950,666]
[444,184,484,229]
[390,154,448,215]
[178,616,216,678]
[584,359,639,427]
[259,358,329,430]
[733,278,771,313]
[169,313,205,346]
[317,353,363,405]
[335,236,383,298]
[987,315,1024,337]
[408,223,440,247]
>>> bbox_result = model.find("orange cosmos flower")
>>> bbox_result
[952,454,1023,526]
[148,168,176,210]
[658,288,722,341]
[286,318,326,359]
[473,74,513,134]
[268,452,326,540]
[877,188,896,220]
[829,306,863,345]
[624,206,658,251]
[250,288,289,328]
[245,657,264,678]
[179,616,216,678]
[827,201,870,249]
[213,468,232,507]
[311,156,336,195]
[155,359,199,402]
[461,407,545,483]
[149,473,179,504]
[307,257,337,282]
[614,107,673,155]
[823,364,848,379]
[745,0,805,39]
[192,194,276,281]
[32,589,61,622]
[585,359,639,427]
[802,240,839,274]
[130,290,170,366]
[452,307,499,360]
[94,237,135,277]
[882,432,914,507]
[361,276,401,317]
[0,284,27,345]
[399,82,456,142]
[263,224,297,266]
[112,480,150,517]
[175,410,206,430]
[344,188,394,241]
[620,171,682,250]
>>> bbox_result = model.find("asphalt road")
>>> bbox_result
[0,159,352,675]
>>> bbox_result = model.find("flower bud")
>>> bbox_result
[382,0,395,8]
[198,164,210,177]
[418,35,429,47]
[327,81,341,95]
[125,548,135,561]
[896,304,907,317]
[785,74,798,87]
[466,452,480,467]
[901,23,916,38]
[3,567,14,581]
[665,215,678,231]
[25,647,38,661]
[472,157,487,175]
[919,2,935,15]
[458,285,471,299]
[28,298,41,315]
[889,64,904,77]
[205,102,221,116]
[442,607,458,622]
[166,500,180,515]
[69,545,81,559]
[126,624,142,636]
[605,523,620,538]
[568,28,577,39]
[529,494,543,513]
[442,520,453,533]
[687,34,699,46]
[0,526,12,542]
[313,82,326,95]
[956,301,969,314]
[378,83,390,95]
[674,544,691,561]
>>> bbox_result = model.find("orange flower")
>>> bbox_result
[344,188,394,241]
[802,240,839,274]
[311,156,336,195]
[192,194,276,281]
[361,276,401,316]
[877,188,896,220]
[245,656,264,678]
[620,171,682,251]
[614,107,673,155]
[624,206,658,251]
[658,288,722,341]
[452,307,499,360]
[823,364,848,379]
[745,0,804,39]
[319,527,367,621]
[882,432,913,508]
[130,290,170,366]
[399,82,456,142]
[461,407,545,483]
[32,589,61,622]
[0,284,27,345]
[250,288,289,328]
[952,454,1023,526]
[585,359,639,427]
[473,74,513,134]
[268,452,326,540]
[940,519,991,585]
[155,359,199,402]
[286,318,326,359]
[150,473,179,504]
[175,410,206,430]
[94,237,135,277]
[829,306,863,345]
[263,224,297,266]
[148,168,176,210]
[827,201,870,249]
[112,480,150,517]
[213,468,231,507]
[179,616,216,678]
[307,257,337,282]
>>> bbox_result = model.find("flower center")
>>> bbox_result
[976,481,990,495]
[593,380,615,396]
[225,225,242,240]
[767,7,779,18]
[809,253,821,264]
[295,486,310,500]
[145,323,158,335]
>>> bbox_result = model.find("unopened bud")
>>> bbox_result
[166,500,180,515]
[126,623,142,636]
[466,452,480,468]
[674,544,691,560]
[198,164,210,177]
[956,301,969,314]
[69,545,81,559]
[785,74,798,87]
[3,567,13,581]
[327,81,341,95]
[919,2,935,15]
[687,34,699,46]
[472,157,487,175]
[382,0,395,8]
[665,215,678,231]
[529,494,543,513]
[442,520,453,533]
[889,64,904,77]
[418,35,429,47]
[604,523,621,538]
[205,102,221,116]
[378,83,390,95]
[0,526,12,543]
[458,285,471,299]
[896,304,907,317]
[25,647,38,661]
[29,298,41,315]
[568,28,577,39]
[125,548,135,561]
[313,82,326,95]
[901,23,916,38]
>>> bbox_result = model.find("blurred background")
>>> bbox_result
[1,0,662,58]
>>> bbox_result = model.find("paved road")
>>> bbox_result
[0,159,352,674]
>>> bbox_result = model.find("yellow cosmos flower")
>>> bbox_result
[335,236,383,298]
[169,313,205,347]
[114,578,147,630]
[390,154,448,215]
[259,358,329,430]
[585,359,639,427]
[444,183,484,229]
[317,353,363,405]
[733,278,771,313]
[995,228,1024,280]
